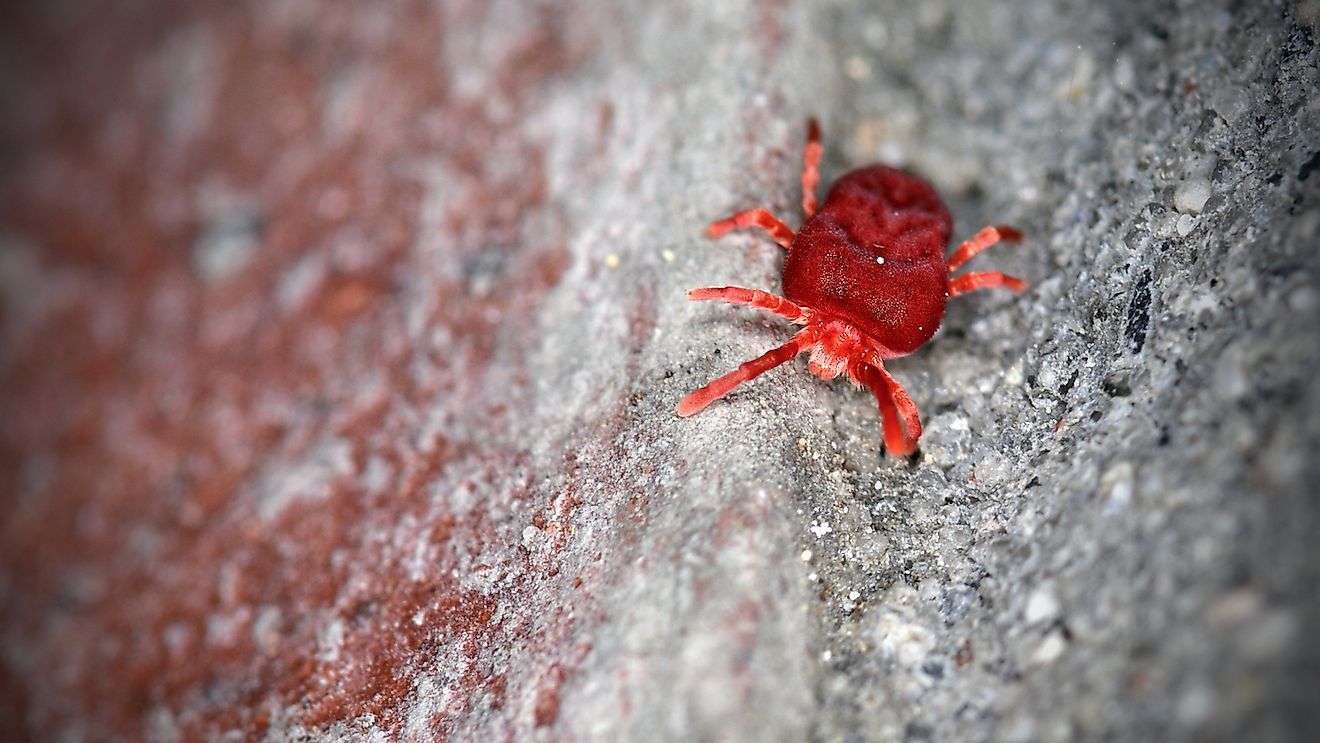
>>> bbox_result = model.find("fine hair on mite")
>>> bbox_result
[679,118,1026,457]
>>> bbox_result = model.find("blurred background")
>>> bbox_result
[1,1,1317,740]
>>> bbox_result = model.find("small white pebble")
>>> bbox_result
[1024,587,1061,623]
[848,591,861,601]
[661,249,676,263]
[1003,360,1025,386]
[875,256,885,264]
[1176,213,1198,237]
[800,549,813,562]
[821,649,833,662]
[604,253,621,268]
[1030,630,1068,665]
[1174,180,1212,214]
[1037,365,1058,389]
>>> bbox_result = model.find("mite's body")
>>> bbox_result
[679,119,1025,457]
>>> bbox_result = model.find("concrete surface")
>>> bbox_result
[1,0,1317,741]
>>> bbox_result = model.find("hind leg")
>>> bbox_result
[855,362,922,457]
[947,225,1023,272]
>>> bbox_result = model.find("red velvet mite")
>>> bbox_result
[678,118,1026,456]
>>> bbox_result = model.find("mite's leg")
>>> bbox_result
[948,271,1027,297]
[707,208,795,248]
[687,287,808,323]
[856,362,922,457]
[946,225,1023,272]
[801,117,822,219]
[677,327,819,417]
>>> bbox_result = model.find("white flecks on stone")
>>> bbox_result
[1099,460,1136,516]
[810,522,833,537]
[404,674,452,741]
[1174,180,1212,214]
[1024,586,1061,624]
[973,453,1012,488]
[1175,214,1198,236]
[523,525,542,547]
[407,538,433,583]
[275,256,327,314]
[918,412,970,465]
[193,207,263,284]
[318,617,346,663]
[848,590,861,601]
[876,611,935,668]
[1029,629,1068,665]
[1003,359,1025,387]
[257,437,357,522]
[875,255,885,264]
[1037,364,1058,390]
[251,606,282,652]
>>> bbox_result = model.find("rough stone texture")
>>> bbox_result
[1,0,1317,741]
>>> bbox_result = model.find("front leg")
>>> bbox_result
[946,225,1023,272]
[707,208,796,248]
[948,272,1027,297]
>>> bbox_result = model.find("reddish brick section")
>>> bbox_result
[0,2,598,739]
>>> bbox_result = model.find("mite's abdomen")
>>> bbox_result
[782,166,953,356]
